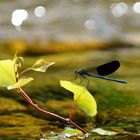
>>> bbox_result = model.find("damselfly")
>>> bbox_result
[75,60,127,83]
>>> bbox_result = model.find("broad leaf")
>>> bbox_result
[60,80,97,117]
[8,78,33,90]
[32,59,55,72]
[0,60,16,87]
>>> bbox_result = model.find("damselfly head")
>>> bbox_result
[75,69,88,75]
[74,69,79,74]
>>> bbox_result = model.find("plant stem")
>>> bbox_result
[18,68,32,78]
[17,88,87,134]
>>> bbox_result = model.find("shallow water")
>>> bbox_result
[0,47,140,139]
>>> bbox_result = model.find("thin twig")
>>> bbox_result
[17,88,87,134]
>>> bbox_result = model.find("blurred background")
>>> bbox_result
[0,0,140,54]
[0,0,140,139]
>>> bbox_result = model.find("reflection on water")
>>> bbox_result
[11,9,28,31]
[34,6,46,18]
[0,0,140,45]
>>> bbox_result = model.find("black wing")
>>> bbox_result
[96,60,120,76]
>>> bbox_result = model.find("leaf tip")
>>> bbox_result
[7,85,13,90]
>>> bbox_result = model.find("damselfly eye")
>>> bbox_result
[75,70,78,74]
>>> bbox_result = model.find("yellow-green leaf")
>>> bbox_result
[63,127,83,137]
[60,80,97,117]
[0,59,16,87]
[7,78,33,90]
[32,59,55,72]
